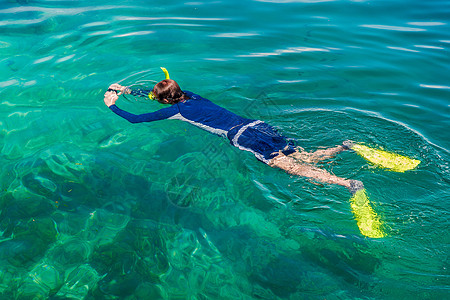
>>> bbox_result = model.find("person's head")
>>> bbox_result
[152,79,187,104]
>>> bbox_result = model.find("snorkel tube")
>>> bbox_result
[148,67,170,100]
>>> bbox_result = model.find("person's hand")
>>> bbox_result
[108,83,131,95]
[104,90,118,107]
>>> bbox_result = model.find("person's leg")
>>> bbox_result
[288,145,346,164]
[269,152,363,193]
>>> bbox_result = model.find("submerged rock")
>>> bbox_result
[54,264,100,300]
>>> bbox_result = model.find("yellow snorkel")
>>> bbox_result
[161,67,170,80]
[148,67,170,100]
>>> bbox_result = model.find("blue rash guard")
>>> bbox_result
[109,90,295,163]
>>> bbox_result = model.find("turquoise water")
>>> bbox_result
[1,0,449,299]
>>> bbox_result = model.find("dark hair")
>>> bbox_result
[152,79,188,104]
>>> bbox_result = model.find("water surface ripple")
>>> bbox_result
[0,0,449,299]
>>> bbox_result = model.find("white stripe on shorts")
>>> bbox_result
[231,120,270,163]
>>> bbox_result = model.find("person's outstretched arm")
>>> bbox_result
[108,103,179,123]
[104,86,178,123]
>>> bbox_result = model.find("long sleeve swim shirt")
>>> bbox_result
[109,91,255,139]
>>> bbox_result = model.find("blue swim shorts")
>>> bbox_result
[229,120,296,164]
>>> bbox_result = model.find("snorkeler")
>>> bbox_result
[103,78,364,195]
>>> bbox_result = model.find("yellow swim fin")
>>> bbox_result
[350,189,385,238]
[350,143,420,172]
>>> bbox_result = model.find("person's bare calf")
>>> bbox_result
[289,145,346,164]
[269,152,363,194]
